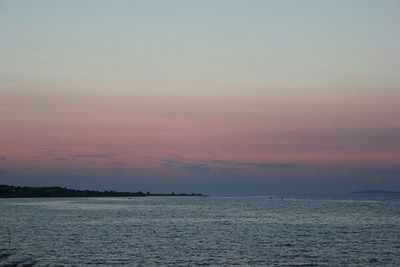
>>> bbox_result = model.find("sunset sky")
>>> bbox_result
[1,1,399,195]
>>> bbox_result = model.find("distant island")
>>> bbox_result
[0,185,203,198]
[349,190,400,194]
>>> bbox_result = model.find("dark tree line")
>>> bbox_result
[0,185,203,198]
[0,185,146,198]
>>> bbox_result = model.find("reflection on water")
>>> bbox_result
[1,195,400,266]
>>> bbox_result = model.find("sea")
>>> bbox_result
[1,194,399,266]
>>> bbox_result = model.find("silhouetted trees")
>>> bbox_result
[0,185,203,198]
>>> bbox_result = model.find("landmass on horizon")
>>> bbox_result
[0,185,203,198]
[349,190,400,194]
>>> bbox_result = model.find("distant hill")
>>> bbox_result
[0,185,202,198]
[349,190,400,194]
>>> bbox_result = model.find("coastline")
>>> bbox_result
[0,185,203,198]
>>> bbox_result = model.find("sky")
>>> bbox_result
[1,0,399,195]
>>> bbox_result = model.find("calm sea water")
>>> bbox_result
[1,195,399,266]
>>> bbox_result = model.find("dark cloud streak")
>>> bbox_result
[161,157,298,175]
[74,153,113,159]
[54,157,77,161]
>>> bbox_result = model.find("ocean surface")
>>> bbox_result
[1,194,399,266]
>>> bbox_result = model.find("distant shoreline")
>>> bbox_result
[0,185,203,198]
[349,190,400,194]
